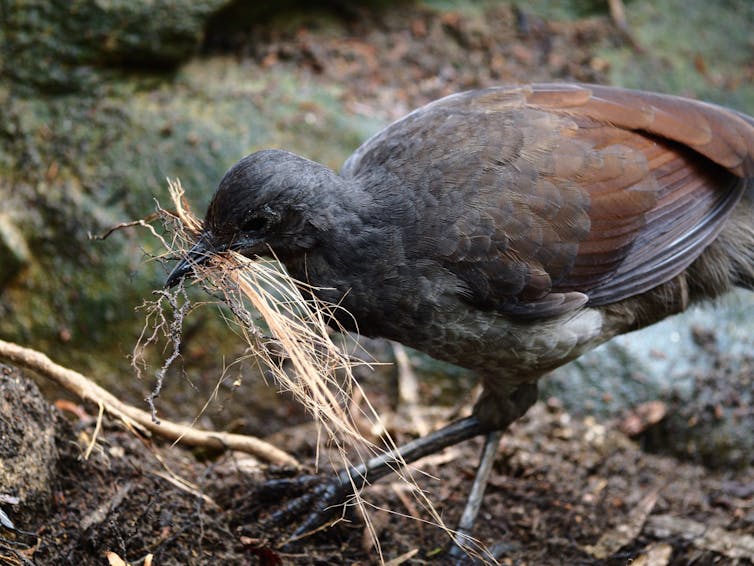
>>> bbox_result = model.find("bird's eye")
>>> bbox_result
[240,216,267,232]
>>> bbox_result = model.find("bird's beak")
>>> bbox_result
[165,235,216,288]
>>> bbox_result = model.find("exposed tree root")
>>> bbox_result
[0,339,298,466]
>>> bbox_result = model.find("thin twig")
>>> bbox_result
[83,402,105,461]
[146,287,190,423]
[88,215,171,251]
[607,0,643,52]
[393,342,430,437]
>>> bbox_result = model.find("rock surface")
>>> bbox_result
[2,0,232,91]
[0,364,57,523]
[546,291,754,468]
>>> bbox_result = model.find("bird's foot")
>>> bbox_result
[256,471,356,545]
[251,417,490,551]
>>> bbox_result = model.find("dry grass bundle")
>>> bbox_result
[135,179,490,562]
[151,179,379,462]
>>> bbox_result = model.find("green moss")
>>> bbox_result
[2,0,229,92]
[0,216,31,289]
[597,0,754,107]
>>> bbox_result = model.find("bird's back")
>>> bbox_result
[341,84,754,323]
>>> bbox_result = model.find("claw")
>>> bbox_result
[265,490,320,529]
[256,474,322,501]
[257,473,354,543]
[289,479,352,538]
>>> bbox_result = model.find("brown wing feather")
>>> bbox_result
[343,83,754,319]
[525,84,751,306]
[526,83,754,176]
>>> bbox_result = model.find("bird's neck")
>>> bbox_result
[283,175,406,314]
[303,170,404,253]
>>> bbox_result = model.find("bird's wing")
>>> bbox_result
[527,83,754,307]
[343,84,754,319]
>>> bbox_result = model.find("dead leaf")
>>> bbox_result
[584,488,660,559]
[646,514,754,560]
[619,401,667,436]
[631,542,672,566]
[106,552,128,566]
[81,483,132,531]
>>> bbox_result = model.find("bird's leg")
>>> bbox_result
[261,416,489,539]
[445,381,539,561]
[448,429,504,559]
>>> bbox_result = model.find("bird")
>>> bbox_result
[165,83,754,557]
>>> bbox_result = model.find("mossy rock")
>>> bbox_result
[2,0,232,92]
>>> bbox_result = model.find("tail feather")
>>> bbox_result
[686,179,754,298]
[727,181,754,291]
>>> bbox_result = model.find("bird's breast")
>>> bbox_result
[293,252,610,378]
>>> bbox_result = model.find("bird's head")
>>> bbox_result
[165,149,343,288]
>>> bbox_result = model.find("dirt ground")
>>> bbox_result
[2,3,753,565]
[3,369,753,565]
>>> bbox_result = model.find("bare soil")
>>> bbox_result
[3,378,752,565]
